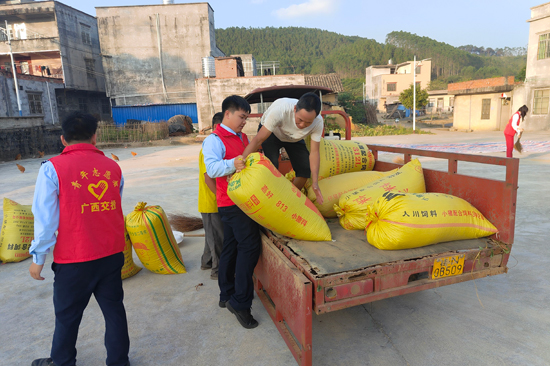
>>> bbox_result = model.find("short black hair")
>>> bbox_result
[212,112,224,127]
[296,92,321,116]
[61,111,98,142]
[222,95,251,114]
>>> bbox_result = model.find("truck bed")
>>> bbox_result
[275,220,491,277]
[253,144,519,366]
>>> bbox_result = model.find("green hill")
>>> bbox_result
[215,27,526,97]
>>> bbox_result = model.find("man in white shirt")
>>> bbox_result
[238,92,324,204]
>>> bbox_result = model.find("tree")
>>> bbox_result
[399,84,429,111]
[516,65,526,82]
[338,92,366,123]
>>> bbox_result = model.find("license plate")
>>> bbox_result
[432,254,465,279]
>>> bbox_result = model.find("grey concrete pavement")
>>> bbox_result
[1,128,549,366]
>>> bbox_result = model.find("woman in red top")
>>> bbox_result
[504,105,528,158]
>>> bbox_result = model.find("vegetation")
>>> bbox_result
[96,122,169,143]
[325,122,432,137]
[399,85,429,110]
[337,92,366,123]
[216,27,527,94]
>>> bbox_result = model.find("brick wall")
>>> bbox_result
[0,126,63,162]
[214,58,240,78]
[448,76,515,92]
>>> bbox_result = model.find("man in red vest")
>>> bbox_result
[29,112,130,366]
[203,95,261,329]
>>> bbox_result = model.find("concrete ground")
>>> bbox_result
[1,128,550,366]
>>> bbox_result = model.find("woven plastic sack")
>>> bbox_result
[335,159,426,230]
[0,198,33,263]
[308,170,396,218]
[228,153,331,241]
[318,139,375,180]
[285,169,296,183]
[126,202,186,274]
[121,228,141,279]
[365,192,498,250]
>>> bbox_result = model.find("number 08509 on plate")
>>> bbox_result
[432,254,465,279]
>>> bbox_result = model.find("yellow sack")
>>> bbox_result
[284,169,296,183]
[0,198,33,263]
[126,202,186,274]
[308,170,396,218]
[228,153,331,241]
[121,229,141,279]
[319,139,375,179]
[335,159,426,230]
[366,192,498,250]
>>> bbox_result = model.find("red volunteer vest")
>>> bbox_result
[49,144,125,263]
[504,111,520,136]
[212,124,249,207]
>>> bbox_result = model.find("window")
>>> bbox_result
[101,99,111,114]
[387,83,396,92]
[481,99,491,120]
[56,95,64,106]
[415,81,421,88]
[415,66,421,74]
[80,23,91,45]
[85,58,94,78]
[538,33,550,60]
[28,93,43,115]
[533,89,550,114]
[78,97,88,112]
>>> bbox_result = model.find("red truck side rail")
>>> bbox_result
[253,144,519,366]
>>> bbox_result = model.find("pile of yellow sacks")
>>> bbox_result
[229,138,498,249]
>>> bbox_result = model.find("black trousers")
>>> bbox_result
[51,252,130,366]
[259,125,311,178]
[217,205,261,311]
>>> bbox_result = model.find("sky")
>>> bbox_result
[65,0,543,49]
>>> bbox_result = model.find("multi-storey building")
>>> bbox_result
[513,1,550,130]
[365,59,432,112]
[0,0,111,123]
[96,2,224,110]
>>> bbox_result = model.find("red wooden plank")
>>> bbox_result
[254,235,312,366]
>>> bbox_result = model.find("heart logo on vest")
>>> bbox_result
[88,180,109,201]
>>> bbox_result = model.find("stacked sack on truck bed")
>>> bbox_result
[364,192,498,250]
[334,158,426,230]
[229,138,498,249]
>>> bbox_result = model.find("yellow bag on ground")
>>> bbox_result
[308,170,397,218]
[228,153,331,241]
[335,159,426,230]
[125,202,186,274]
[365,192,498,250]
[121,228,141,279]
[0,198,33,263]
[319,139,376,179]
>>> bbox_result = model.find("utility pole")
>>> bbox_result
[4,21,22,116]
[413,55,416,131]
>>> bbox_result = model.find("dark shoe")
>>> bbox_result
[226,302,258,329]
[210,272,218,280]
[201,265,212,270]
[219,300,228,308]
[31,358,56,366]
